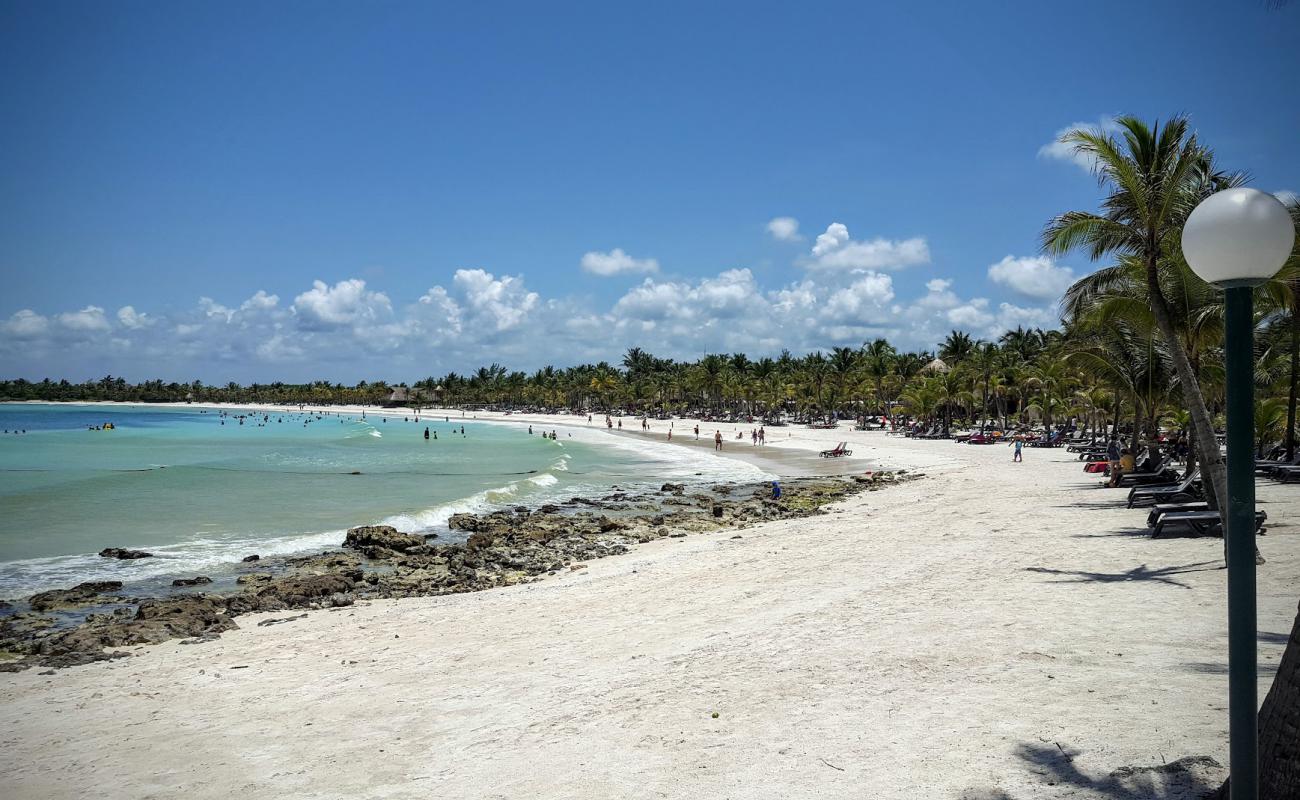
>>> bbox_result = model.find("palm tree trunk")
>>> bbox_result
[1144,256,1228,514]
[1212,599,1300,799]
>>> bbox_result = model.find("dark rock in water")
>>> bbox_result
[171,576,212,587]
[660,483,685,494]
[242,554,261,562]
[29,581,125,612]
[538,504,561,514]
[342,525,425,558]
[98,548,152,560]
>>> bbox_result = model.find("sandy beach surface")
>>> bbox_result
[2,409,1297,799]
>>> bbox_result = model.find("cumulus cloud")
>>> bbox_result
[824,273,895,320]
[57,306,111,333]
[1038,115,1121,172]
[2,264,1063,381]
[292,279,392,329]
[987,255,1075,300]
[580,248,660,276]
[116,306,152,329]
[452,269,539,331]
[766,217,801,241]
[806,223,930,271]
[240,291,279,312]
[2,309,50,338]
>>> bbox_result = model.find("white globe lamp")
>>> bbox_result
[1182,187,1295,287]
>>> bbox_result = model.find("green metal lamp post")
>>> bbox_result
[1182,187,1296,800]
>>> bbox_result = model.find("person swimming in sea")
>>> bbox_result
[424,427,430,440]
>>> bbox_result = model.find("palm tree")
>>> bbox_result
[1043,115,1241,513]
[939,330,976,364]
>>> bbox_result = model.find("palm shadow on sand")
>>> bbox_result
[1024,561,1220,589]
[958,742,1221,799]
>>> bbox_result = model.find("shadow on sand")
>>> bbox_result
[1024,561,1221,589]
[958,742,1222,799]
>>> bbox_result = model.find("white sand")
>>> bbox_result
[2,414,1297,799]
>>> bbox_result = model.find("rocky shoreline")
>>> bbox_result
[0,472,915,673]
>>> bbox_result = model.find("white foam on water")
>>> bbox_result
[0,527,350,601]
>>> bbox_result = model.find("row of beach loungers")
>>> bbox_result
[1087,447,1290,537]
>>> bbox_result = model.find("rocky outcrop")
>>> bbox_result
[226,573,356,614]
[29,581,125,612]
[171,576,212,587]
[98,548,152,560]
[1,474,911,672]
[342,525,426,558]
[18,596,237,670]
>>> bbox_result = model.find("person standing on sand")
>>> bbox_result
[1012,439,1023,462]
[758,426,765,445]
[694,424,699,440]
[714,430,723,451]
[1106,436,1121,482]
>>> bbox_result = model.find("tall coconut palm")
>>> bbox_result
[1043,115,1242,514]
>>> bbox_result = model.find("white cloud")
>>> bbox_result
[987,255,1075,300]
[806,223,930,271]
[56,305,111,333]
[116,306,152,329]
[947,299,993,329]
[2,309,50,338]
[580,248,660,276]
[2,250,1067,380]
[1038,115,1120,172]
[452,269,539,331]
[766,217,801,241]
[240,290,279,312]
[292,279,392,329]
[824,273,895,320]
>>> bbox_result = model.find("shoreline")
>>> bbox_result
[0,472,897,672]
[3,410,1296,797]
[0,402,801,599]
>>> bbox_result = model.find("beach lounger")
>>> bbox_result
[1145,502,1210,527]
[1126,471,1199,508]
[1151,509,1266,538]
[1114,461,1177,488]
[819,442,852,458]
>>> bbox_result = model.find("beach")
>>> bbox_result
[1,414,1297,799]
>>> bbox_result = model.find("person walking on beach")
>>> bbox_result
[694,424,699,440]
[1105,436,1122,482]
[714,430,723,451]
[758,426,765,445]
[1012,438,1023,462]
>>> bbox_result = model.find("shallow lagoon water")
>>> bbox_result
[0,404,768,598]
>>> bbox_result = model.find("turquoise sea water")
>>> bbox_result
[0,404,767,599]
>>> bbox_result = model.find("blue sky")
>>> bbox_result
[2,0,1298,383]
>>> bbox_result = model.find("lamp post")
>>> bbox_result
[1182,187,1296,800]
